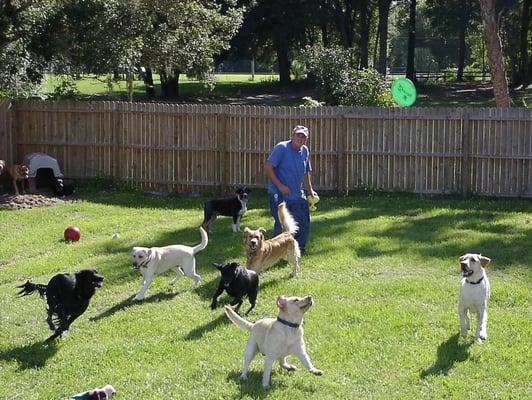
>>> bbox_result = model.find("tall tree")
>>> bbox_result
[479,0,511,106]
[405,0,416,81]
[376,0,392,75]
[426,0,478,81]
[227,0,314,85]
[516,0,531,86]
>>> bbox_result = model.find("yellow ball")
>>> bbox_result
[308,194,320,206]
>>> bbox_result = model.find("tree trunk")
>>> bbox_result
[276,44,291,85]
[321,23,329,47]
[406,0,416,82]
[516,0,531,86]
[479,0,511,107]
[359,0,371,68]
[143,67,155,98]
[457,26,466,82]
[377,0,392,76]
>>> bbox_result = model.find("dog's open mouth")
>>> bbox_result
[461,265,473,277]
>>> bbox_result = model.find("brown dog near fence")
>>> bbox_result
[10,164,30,195]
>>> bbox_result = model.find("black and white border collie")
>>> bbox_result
[202,187,251,233]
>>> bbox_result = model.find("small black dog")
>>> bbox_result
[18,269,104,341]
[53,177,74,197]
[211,262,259,315]
[202,187,251,233]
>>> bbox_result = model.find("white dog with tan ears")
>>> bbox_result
[131,227,208,301]
[458,253,491,342]
[224,295,322,389]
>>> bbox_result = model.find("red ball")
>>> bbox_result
[64,226,81,241]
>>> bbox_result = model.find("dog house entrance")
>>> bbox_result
[22,152,64,193]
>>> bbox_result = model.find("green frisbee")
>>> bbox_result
[391,78,417,107]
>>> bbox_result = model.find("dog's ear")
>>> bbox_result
[243,227,251,236]
[276,296,287,311]
[244,187,251,193]
[479,255,491,268]
[258,227,266,234]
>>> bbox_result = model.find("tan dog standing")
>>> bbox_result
[10,164,29,195]
[225,295,322,389]
[459,253,491,341]
[243,202,301,276]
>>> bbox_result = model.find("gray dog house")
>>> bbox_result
[22,152,64,193]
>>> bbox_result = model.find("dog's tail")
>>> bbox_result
[192,226,209,255]
[17,280,47,298]
[278,202,298,235]
[224,305,253,331]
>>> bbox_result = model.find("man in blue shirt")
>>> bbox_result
[264,125,318,255]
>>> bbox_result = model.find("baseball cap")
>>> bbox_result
[292,125,309,137]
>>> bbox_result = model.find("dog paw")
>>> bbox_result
[283,364,297,372]
[239,373,248,381]
[311,368,323,376]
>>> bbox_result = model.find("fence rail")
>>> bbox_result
[0,100,531,197]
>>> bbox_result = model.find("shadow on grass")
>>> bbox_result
[90,292,179,322]
[0,340,58,370]
[420,333,472,378]
[226,370,272,399]
[309,195,532,267]
[227,369,317,398]
[183,312,229,341]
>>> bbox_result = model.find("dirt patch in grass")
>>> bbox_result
[0,193,73,210]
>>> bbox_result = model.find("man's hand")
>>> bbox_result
[278,183,290,195]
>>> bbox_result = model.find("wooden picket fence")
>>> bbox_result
[1,100,531,197]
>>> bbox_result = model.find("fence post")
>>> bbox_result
[219,107,230,194]
[337,110,348,195]
[8,101,15,165]
[111,102,122,181]
[461,109,471,196]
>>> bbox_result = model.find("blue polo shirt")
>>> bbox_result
[267,140,312,201]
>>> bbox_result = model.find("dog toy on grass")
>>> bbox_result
[64,225,81,242]
[70,384,116,400]
[308,194,320,211]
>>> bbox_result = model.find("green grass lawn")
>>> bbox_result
[0,188,531,399]
[44,73,284,101]
[43,74,531,107]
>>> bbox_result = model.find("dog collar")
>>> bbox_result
[466,276,484,285]
[277,317,300,328]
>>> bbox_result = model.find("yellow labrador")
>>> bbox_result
[225,295,322,389]
[132,227,208,300]
[459,253,491,341]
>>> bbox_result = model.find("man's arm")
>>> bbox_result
[304,172,317,197]
[265,161,290,195]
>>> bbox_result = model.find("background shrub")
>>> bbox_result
[303,45,393,107]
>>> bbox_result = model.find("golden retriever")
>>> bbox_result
[243,202,300,276]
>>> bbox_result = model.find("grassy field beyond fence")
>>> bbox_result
[0,188,530,399]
